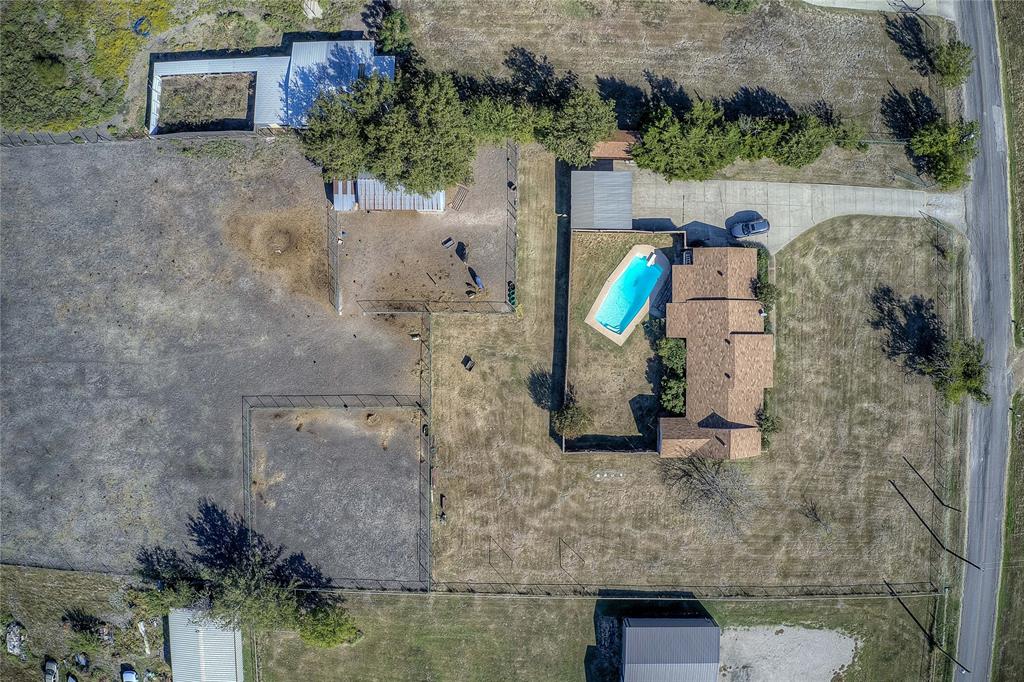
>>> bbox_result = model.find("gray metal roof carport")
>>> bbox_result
[570,170,633,230]
[168,609,244,682]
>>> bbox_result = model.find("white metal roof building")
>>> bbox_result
[148,40,395,133]
[620,617,720,682]
[570,170,634,230]
[354,174,446,212]
[168,609,244,682]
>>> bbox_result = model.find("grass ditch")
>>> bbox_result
[995,1,1024,346]
[992,391,1024,680]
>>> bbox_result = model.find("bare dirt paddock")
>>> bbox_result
[0,139,421,573]
[338,145,512,311]
[249,408,426,586]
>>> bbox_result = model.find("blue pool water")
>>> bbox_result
[595,255,664,334]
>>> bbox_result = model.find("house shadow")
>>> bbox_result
[680,220,732,247]
[584,593,714,682]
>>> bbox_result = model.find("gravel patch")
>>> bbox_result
[720,626,857,681]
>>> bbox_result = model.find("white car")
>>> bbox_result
[43,659,58,682]
[121,670,138,682]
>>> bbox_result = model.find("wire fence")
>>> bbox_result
[355,142,519,315]
[327,209,343,314]
[0,126,292,147]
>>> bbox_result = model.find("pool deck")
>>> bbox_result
[584,244,671,346]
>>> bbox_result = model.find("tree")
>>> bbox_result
[296,606,361,648]
[737,115,787,161]
[933,39,973,88]
[769,114,835,168]
[377,8,412,57]
[206,554,301,631]
[909,118,979,189]
[660,376,687,414]
[935,338,990,405]
[834,120,868,152]
[302,72,476,195]
[632,102,742,181]
[536,87,616,166]
[659,456,753,526]
[553,390,593,438]
[467,96,538,144]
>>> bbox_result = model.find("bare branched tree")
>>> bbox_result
[798,494,831,532]
[658,457,752,526]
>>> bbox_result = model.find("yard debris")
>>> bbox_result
[5,621,26,659]
[462,356,475,372]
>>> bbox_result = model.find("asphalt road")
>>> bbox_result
[954,1,1014,679]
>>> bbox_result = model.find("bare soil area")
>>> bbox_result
[157,73,255,133]
[720,626,857,681]
[250,408,425,585]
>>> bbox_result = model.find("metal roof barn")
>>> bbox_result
[620,617,720,682]
[148,40,395,133]
[168,609,244,682]
[570,170,633,230]
[355,174,446,212]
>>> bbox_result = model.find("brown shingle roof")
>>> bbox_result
[659,247,774,460]
[591,130,640,160]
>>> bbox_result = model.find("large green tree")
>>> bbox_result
[302,72,476,195]
[933,38,974,88]
[536,87,616,167]
[909,118,979,189]
[632,101,741,181]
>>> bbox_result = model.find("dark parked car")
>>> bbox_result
[730,218,770,238]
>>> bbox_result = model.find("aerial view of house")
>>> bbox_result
[0,0,1019,681]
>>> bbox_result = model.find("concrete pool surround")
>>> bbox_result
[585,244,671,346]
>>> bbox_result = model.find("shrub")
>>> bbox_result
[755,405,780,446]
[553,395,593,438]
[656,338,687,376]
[752,279,778,313]
[933,39,974,88]
[910,118,979,189]
[660,376,687,414]
[127,585,202,620]
[769,114,835,168]
[296,606,361,648]
[703,0,760,12]
[536,87,616,167]
[834,120,868,152]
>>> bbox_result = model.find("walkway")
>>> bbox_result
[629,170,966,253]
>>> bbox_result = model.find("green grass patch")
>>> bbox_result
[992,391,1024,680]
[996,1,1024,346]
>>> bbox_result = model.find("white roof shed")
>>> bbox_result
[168,609,244,682]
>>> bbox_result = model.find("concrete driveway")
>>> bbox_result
[627,168,966,252]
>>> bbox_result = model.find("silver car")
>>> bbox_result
[729,218,770,238]
[43,660,58,682]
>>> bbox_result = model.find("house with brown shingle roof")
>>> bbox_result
[658,247,774,460]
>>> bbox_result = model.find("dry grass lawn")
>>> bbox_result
[256,591,937,682]
[157,73,255,133]
[406,0,950,188]
[993,391,1024,681]
[996,1,1024,345]
[566,232,676,448]
[431,149,961,588]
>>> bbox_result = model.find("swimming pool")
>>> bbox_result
[595,255,665,334]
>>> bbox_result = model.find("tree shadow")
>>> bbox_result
[868,284,948,376]
[596,76,650,129]
[137,500,334,604]
[885,14,933,76]
[644,71,691,118]
[881,85,939,141]
[62,608,101,633]
[527,367,555,410]
[504,47,578,107]
[719,85,794,121]
[584,594,715,682]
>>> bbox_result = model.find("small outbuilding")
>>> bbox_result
[168,609,244,682]
[620,617,720,682]
[354,174,446,212]
[570,170,633,230]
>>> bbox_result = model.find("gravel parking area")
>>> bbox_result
[249,408,425,586]
[0,140,421,572]
[720,626,857,681]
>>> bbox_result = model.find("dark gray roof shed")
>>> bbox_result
[570,170,633,230]
[621,617,720,682]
